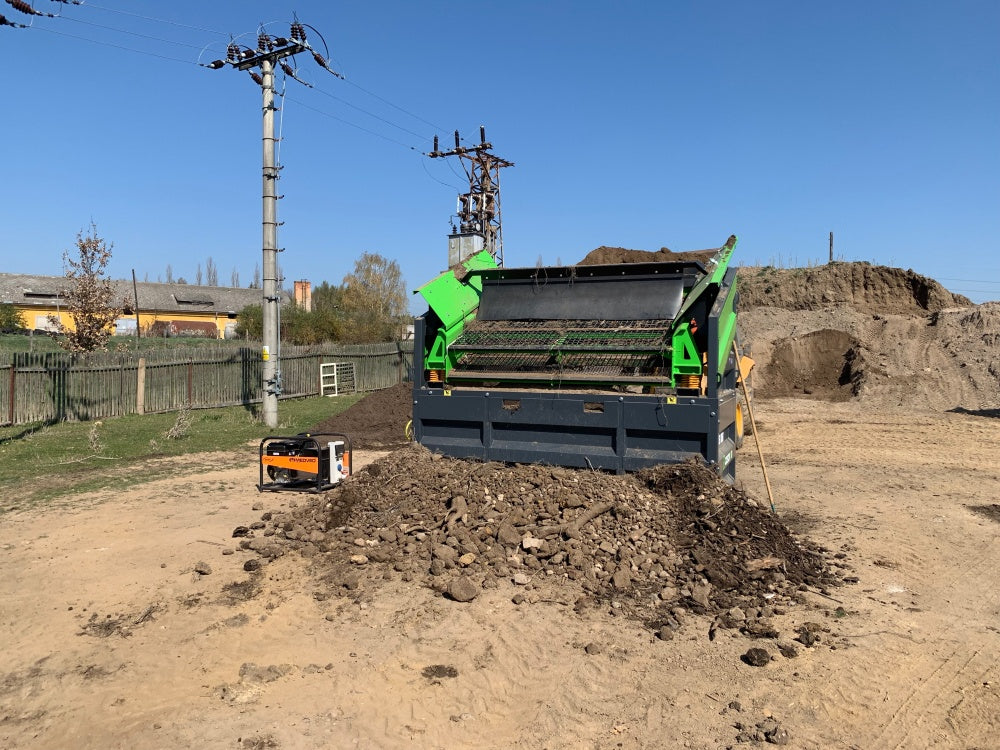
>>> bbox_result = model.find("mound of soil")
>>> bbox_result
[310,383,412,449]
[737,262,970,316]
[759,329,862,401]
[578,245,720,267]
[235,446,839,638]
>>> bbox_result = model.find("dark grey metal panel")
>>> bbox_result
[412,387,735,478]
[477,275,686,322]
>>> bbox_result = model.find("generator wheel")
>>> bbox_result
[735,400,745,450]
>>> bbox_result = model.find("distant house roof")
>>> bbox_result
[0,273,291,313]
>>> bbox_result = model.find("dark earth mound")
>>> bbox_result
[235,446,841,639]
[759,329,863,401]
[578,245,719,267]
[310,383,412,449]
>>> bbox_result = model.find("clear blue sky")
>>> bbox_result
[4,1,999,307]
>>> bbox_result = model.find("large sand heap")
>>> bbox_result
[574,245,997,411]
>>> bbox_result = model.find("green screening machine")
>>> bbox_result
[411,235,742,481]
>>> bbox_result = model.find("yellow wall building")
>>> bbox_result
[0,273,290,339]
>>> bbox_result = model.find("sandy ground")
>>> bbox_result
[1,400,999,749]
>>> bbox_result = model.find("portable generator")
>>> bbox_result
[258,433,352,493]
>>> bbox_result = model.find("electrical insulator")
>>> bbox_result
[257,32,267,51]
[280,61,294,76]
[249,71,263,86]
[480,125,486,144]
[433,136,439,153]
[5,0,37,16]
[290,22,305,42]
[226,42,240,62]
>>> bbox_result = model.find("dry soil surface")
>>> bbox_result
[2,400,999,749]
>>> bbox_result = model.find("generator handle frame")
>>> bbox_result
[257,432,353,493]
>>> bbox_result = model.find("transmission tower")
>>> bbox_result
[429,126,513,266]
[205,18,341,429]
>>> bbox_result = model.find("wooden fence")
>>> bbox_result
[0,342,414,426]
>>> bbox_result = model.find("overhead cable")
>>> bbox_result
[80,1,228,36]
[29,23,199,64]
[283,94,426,153]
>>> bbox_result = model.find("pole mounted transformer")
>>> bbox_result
[429,127,513,268]
[204,19,342,428]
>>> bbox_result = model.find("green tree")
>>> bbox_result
[48,223,124,352]
[0,303,25,331]
[235,304,262,339]
[340,252,407,342]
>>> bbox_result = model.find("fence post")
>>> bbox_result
[7,364,14,425]
[136,357,146,415]
[187,360,193,406]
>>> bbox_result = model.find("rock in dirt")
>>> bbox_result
[741,648,771,667]
[447,576,479,602]
[194,561,212,576]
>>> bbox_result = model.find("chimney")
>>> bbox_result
[293,280,312,312]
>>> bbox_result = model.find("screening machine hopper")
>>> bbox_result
[411,235,742,481]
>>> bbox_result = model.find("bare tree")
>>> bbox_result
[231,267,240,287]
[165,264,174,284]
[251,264,261,289]
[48,223,124,352]
[195,263,203,286]
[206,257,218,286]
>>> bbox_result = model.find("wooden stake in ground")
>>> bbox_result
[733,340,777,514]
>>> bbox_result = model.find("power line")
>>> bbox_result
[421,157,463,191]
[311,82,432,142]
[29,24,199,64]
[342,78,453,138]
[936,277,1000,285]
[284,94,426,153]
[59,14,208,50]
[81,1,229,36]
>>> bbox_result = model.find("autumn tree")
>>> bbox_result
[48,223,124,352]
[340,252,407,342]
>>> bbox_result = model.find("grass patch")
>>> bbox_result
[0,393,364,513]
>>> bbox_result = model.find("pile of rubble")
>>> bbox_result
[235,445,841,638]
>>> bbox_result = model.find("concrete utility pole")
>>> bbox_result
[206,20,342,428]
[260,56,282,426]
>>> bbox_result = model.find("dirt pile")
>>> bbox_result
[578,245,719,267]
[574,245,994,409]
[737,262,970,315]
[236,445,840,638]
[310,382,412,449]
